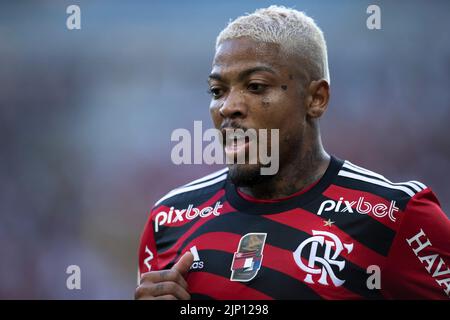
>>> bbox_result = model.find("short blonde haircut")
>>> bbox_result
[216,5,330,83]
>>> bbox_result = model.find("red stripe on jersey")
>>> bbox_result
[157,201,235,268]
[150,189,226,228]
[382,189,450,299]
[187,272,274,300]
[181,231,362,299]
[138,216,159,273]
[323,185,400,230]
[264,208,386,269]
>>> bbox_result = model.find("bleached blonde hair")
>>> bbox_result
[216,5,330,83]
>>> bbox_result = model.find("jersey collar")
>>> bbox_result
[225,155,344,215]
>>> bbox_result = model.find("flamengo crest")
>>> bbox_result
[293,230,353,287]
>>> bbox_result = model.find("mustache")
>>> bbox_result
[219,122,248,131]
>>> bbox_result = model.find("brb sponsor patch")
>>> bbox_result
[230,233,267,282]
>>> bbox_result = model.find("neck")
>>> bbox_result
[238,132,330,200]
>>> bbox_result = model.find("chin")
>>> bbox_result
[227,163,270,187]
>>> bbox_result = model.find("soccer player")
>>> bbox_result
[135,6,450,300]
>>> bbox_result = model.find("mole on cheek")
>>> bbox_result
[281,85,288,91]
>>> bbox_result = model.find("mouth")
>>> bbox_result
[222,128,255,159]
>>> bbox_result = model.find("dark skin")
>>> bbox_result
[136,37,331,300]
[135,251,193,300]
[209,37,331,199]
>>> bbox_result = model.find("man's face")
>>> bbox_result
[208,37,309,187]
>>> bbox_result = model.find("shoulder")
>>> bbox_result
[334,159,428,210]
[152,167,229,209]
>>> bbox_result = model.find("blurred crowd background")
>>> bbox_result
[0,0,449,299]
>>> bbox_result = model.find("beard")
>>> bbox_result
[227,163,273,187]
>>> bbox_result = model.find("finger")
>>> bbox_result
[172,251,194,275]
[135,281,190,300]
[155,281,191,300]
[161,269,189,290]
[154,294,177,300]
[137,294,177,300]
[140,270,188,290]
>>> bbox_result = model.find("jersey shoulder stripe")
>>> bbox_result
[344,161,426,193]
[153,168,228,207]
[338,161,427,198]
[182,167,229,188]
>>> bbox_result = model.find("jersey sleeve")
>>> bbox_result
[138,208,159,277]
[382,188,450,299]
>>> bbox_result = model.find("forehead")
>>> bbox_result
[211,38,287,74]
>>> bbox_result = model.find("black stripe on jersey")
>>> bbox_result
[192,249,322,300]
[340,166,419,196]
[302,194,396,256]
[333,175,412,211]
[166,213,383,299]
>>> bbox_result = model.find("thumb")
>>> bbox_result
[172,251,194,275]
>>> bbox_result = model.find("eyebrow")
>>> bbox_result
[208,66,277,82]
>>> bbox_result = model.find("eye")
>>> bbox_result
[247,83,268,93]
[207,87,224,99]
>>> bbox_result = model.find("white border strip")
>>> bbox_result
[410,180,427,190]
[344,162,425,193]
[154,173,228,207]
[338,170,416,197]
[183,167,229,187]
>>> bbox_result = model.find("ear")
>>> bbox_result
[305,79,329,118]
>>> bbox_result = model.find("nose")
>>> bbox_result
[219,88,248,120]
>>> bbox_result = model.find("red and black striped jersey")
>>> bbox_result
[138,156,450,299]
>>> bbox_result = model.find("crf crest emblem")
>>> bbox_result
[293,230,353,287]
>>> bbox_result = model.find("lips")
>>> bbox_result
[225,135,249,155]
[221,128,255,159]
